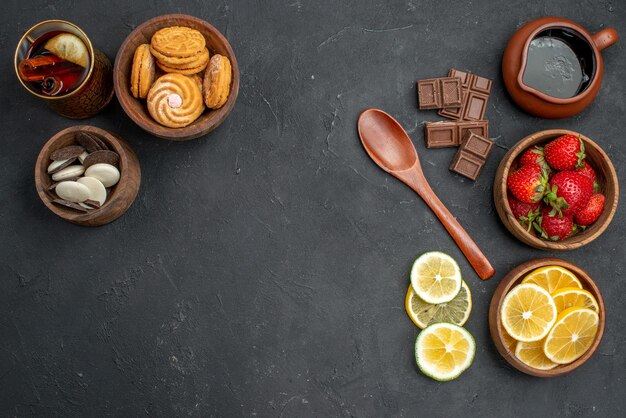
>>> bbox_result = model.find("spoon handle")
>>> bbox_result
[411,180,495,280]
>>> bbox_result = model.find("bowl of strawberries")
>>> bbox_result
[494,129,618,250]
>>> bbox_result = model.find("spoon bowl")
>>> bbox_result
[358,109,417,171]
[357,108,494,280]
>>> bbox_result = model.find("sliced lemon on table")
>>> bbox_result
[45,33,89,68]
[551,287,599,314]
[515,340,559,370]
[410,252,462,304]
[501,283,557,342]
[415,323,475,381]
[521,266,582,294]
[543,307,599,364]
[405,281,471,329]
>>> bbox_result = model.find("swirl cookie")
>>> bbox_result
[147,73,205,128]
[151,26,205,58]
[203,54,232,109]
[130,44,156,98]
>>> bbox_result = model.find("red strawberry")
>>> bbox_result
[544,171,594,216]
[507,165,547,204]
[574,194,605,226]
[519,146,549,172]
[534,206,574,241]
[507,193,540,231]
[544,134,586,171]
[576,160,599,192]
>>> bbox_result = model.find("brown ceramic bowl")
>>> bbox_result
[113,14,239,140]
[494,129,618,250]
[35,125,141,226]
[489,258,605,377]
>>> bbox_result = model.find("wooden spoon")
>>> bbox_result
[357,108,495,280]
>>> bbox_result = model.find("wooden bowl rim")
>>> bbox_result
[489,257,606,377]
[113,13,240,140]
[494,129,619,250]
[34,125,140,226]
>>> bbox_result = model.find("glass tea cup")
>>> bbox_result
[14,20,114,119]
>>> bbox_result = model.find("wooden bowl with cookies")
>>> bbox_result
[35,125,141,226]
[113,14,239,140]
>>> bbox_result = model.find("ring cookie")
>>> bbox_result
[147,73,205,128]
[130,44,156,99]
[151,26,205,58]
[203,54,232,109]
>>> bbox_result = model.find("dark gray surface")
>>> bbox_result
[1,0,624,416]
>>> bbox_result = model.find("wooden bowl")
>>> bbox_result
[35,126,141,226]
[489,258,605,377]
[494,129,618,250]
[113,14,240,140]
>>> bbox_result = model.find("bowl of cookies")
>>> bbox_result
[113,14,239,140]
[35,125,141,226]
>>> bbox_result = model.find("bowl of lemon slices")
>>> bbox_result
[489,258,605,377]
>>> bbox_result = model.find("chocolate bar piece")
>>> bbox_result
[449,131,494,180]
[424,120,489,148]
[439,69,492,121]
[462,131,494,159]
[450,151,484,181]
[417,77,463,109]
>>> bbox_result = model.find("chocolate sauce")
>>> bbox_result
[522,28,594,99]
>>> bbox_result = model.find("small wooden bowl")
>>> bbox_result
[494,129,618,250]
[113,14,239,140]
[489,258,605,377]
[35,126,141,226]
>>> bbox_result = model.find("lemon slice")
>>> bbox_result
[500,323,518,353]
[521,266,582,294]
[45,33,89,68]
[405,281,471,329]
[515,340,559,370]
[410,252,462,304]
[552,287,599,314]
[415,323,475,381]
[543,307,599,364]
[500,283,557,342]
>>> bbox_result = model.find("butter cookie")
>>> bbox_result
[130,44,156,98]
[203,54,232,109]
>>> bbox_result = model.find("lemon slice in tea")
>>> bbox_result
[45,33,89,68]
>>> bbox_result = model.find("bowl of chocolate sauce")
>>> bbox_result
[502,17,618,119]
